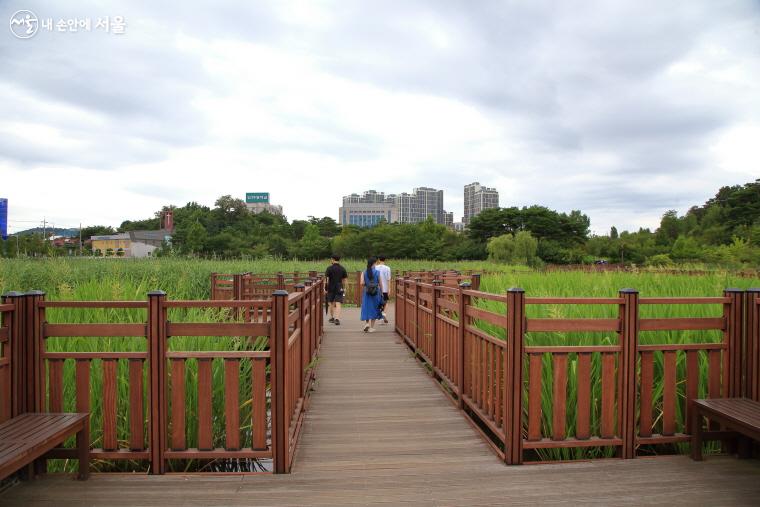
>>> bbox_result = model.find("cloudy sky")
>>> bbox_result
[1,0,758,235]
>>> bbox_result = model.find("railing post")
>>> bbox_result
[619,288,639,459]
[746,288,760,401]
[232,274,243,319]
[147,290,167,474]
[724,289,744,398]
[402,277,411,338]
[304,280,315,359]
[277,272,285,291]
[458,282,471,410]
[295,284,306,397]
[394,278,402,335]
[271,289,289,473]
[210,273,217,299]
[471,273,481,291]
[25,291,45,414]
[505,288,525,465]
[2,292,25,418]
[432,280,441,371]
[413,278,422,349]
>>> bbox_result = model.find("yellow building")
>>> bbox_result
[91,233,131,257]
[90,230,171,257]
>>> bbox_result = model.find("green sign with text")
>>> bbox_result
[246,192,270,203]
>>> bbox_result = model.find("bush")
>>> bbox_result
[645,254,674,267]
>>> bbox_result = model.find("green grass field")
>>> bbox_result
[0,258,757,468]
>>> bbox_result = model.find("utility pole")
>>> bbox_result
[79,222,83,256]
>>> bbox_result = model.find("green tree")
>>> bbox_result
[293,224,331,259]
[513,231,539,266]
[486,234,516,263]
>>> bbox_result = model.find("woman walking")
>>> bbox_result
[360,256,383,333]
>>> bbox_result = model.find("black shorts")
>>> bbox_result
[326,291,344,303]
[382,292,389,302]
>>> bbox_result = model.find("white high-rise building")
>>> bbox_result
[463,182,499,225]
[339,187,451,227]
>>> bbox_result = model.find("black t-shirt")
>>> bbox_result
[325,263,348,293]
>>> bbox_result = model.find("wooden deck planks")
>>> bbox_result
[3,308,760,506]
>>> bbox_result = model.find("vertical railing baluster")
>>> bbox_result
[271,289,289,473]
[148,290,167,474]
[619,289,638,459]
[505,288,525,465]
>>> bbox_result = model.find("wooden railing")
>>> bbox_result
[395,277,760,463]
[213,270,426,307]
[749,289,760,402]
[0,278,324,475]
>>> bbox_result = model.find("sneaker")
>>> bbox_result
[368,327,377,333]
[334,319,340,326]
[382,312,389,324]
[329,317,335,323]
[363,324,369,333]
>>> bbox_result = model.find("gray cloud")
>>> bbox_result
[1,0,759,231]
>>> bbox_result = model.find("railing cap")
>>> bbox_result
[433,280,443,285]
[508,287,525,293]
[459,282,471,288]
[25,290,46,296]
[295,284,305,289]
[1,291,24,298]
[724,288,743,293]
[747,287,760,293]
[273,290,289,296]
[148,290,167,296]
[619,288,638,294]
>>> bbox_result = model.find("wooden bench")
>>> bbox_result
[0,413,89,480]
[691,398,760,461]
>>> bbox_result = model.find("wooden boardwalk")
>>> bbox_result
[3,308,760,506]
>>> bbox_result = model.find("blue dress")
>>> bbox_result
[360,268,383,321]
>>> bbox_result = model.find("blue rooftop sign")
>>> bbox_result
[0,198,7,240]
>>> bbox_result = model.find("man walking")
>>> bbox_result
[325,254,348,325]
[375,256,391,324]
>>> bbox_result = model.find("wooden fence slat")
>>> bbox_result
[487,342,494,420]
[252,358,267,450]
[708,350,721,398]
[48,359,64,413]
[103,359,118,451]
[662,351,677,436]
[198,359,213,451]
[576,352,591,440]
[639,351,654,438]
[528,354,542,441]
[129,359,144,450]
[601,353,615,439]
[171,359,186,450]
[480,339,487,411]
[225,359,240,450]
[552,354,567,441]
[495,347,503,428]
[685,350,699,434]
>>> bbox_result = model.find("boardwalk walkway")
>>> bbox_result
[3,308,760,506]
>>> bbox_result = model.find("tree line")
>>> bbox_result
[2,180,758,267]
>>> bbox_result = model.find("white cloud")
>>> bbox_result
[0,0,759,236]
